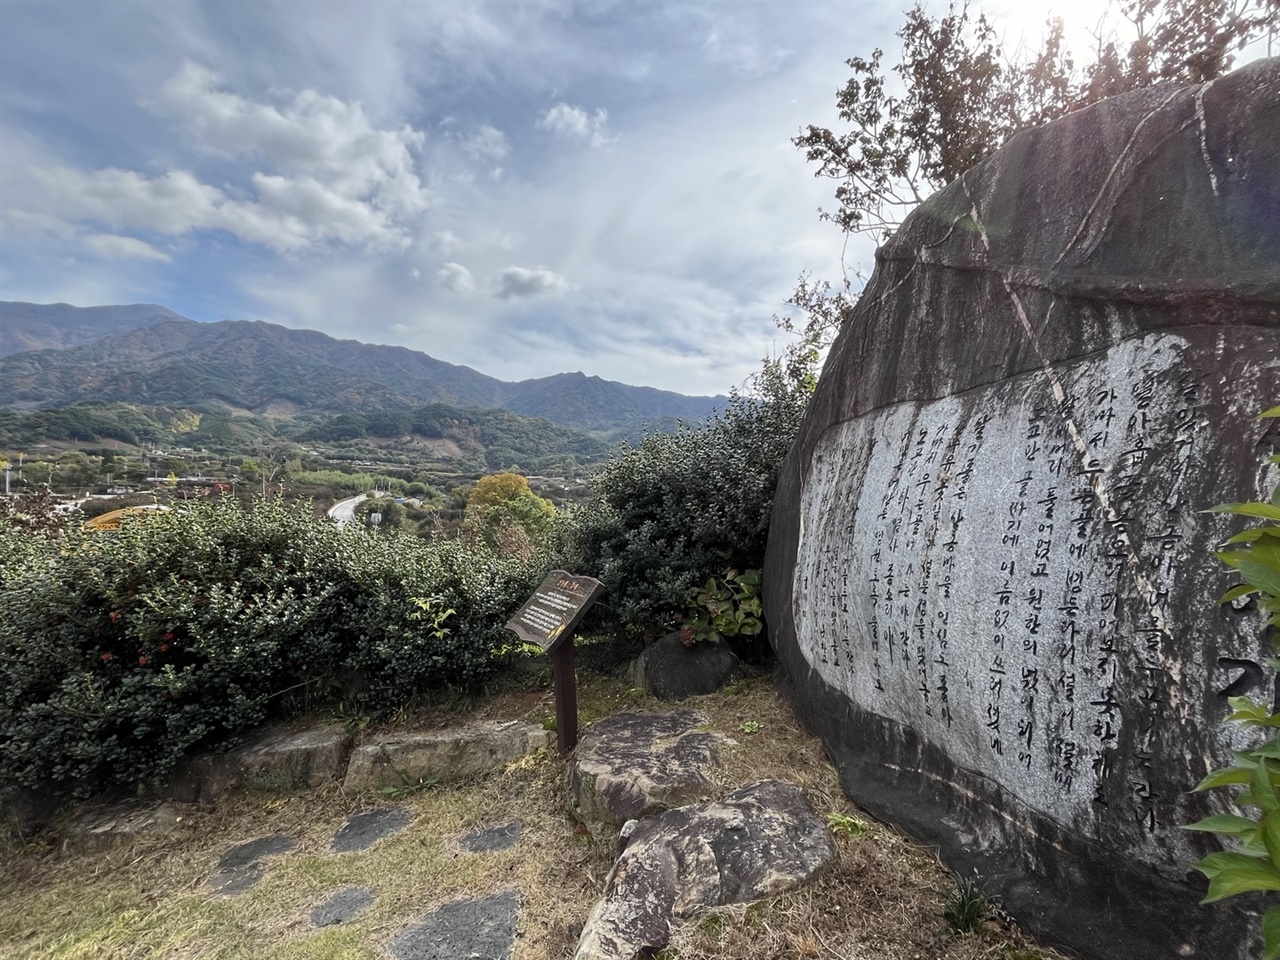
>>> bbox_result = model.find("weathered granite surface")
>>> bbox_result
[459,821,523,853]
[574,780,835,960]
[332,806,413,853]
[208,833,296,895]
[343,721,550,791]
[170,723,353,803]
[568,710,725,829]
[64,799,189,850]
[762,58,1279,960]
[311,886,375,927]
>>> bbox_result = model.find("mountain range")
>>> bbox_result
[0,302,727,434]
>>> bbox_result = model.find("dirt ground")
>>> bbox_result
[0,665,1074,960]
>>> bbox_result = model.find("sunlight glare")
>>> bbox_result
[977,0,1119,61]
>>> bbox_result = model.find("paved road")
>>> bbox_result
[327,493,367,528]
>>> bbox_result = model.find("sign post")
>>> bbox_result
[505,570,604,753]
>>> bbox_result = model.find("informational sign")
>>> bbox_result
[506,570,604,753]
[506,570,604,653]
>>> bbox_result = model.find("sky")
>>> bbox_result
[0,0,1169,395]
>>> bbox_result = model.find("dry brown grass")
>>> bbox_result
[0,666,1074,960]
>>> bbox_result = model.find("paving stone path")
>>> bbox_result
[389,890,520,960]
[209,833,297,896]
[311,886,375,927]
[331,805,414,853]
[206,809,525,958]
[459,820,523,853]
[192,711,827,960]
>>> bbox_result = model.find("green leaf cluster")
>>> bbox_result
[1188,405,1280,958]
[682,568,764,645]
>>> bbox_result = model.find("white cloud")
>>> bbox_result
[431,230,461,254]
[492,265,569,299]
[2,63,432,254]
[437,261,475,294]
[157,62,427,213]
[536,102,613,147]
[459,123,510,161]
[81,233,171,262]
[0,0,912,395]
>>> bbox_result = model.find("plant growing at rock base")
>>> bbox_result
[1186,406,1280,959]
[681,567,763,645]
[826,811,869,840]
[943,870,991,934]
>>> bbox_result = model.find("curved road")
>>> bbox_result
[327,493,368,528]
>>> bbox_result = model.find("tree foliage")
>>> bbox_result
[781,0,1277,375]
[464,473,556,558]
[563,360,807,635]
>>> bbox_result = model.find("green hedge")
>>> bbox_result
[562,363,806,635]
[0,497,541,798]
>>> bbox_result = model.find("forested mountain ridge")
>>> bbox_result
[0,302,727,434]
[0,301,186,356]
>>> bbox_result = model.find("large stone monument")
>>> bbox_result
[763,58,1279,960]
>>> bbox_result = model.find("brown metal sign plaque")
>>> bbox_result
[505,570,604,653]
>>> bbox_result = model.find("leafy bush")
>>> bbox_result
[0,496,541,798]
[1186,406,1280,957]
[563,361,806,635]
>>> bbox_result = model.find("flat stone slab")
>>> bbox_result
[209,833,297,896]
[172,723,354,803]
[344,721,550,792]
[389,890,519,960]
[459,821,522,853]
[575,780,835,960]
[568,709,726,829]
[312,886,375,927]
[332,806,413,853]
[64,799,187,850]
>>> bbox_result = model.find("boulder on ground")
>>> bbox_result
[0,784,51,841]
[574,780,835,960]
[761,56,1280,960]
[568,709,726,829]
[629,632,741,701]
[343,720,549,792]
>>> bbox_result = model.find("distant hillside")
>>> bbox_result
[0,401,612,475]
[0,301,186,356]
[0,302,727,434]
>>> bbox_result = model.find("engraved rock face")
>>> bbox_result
[763,57,1280,960]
